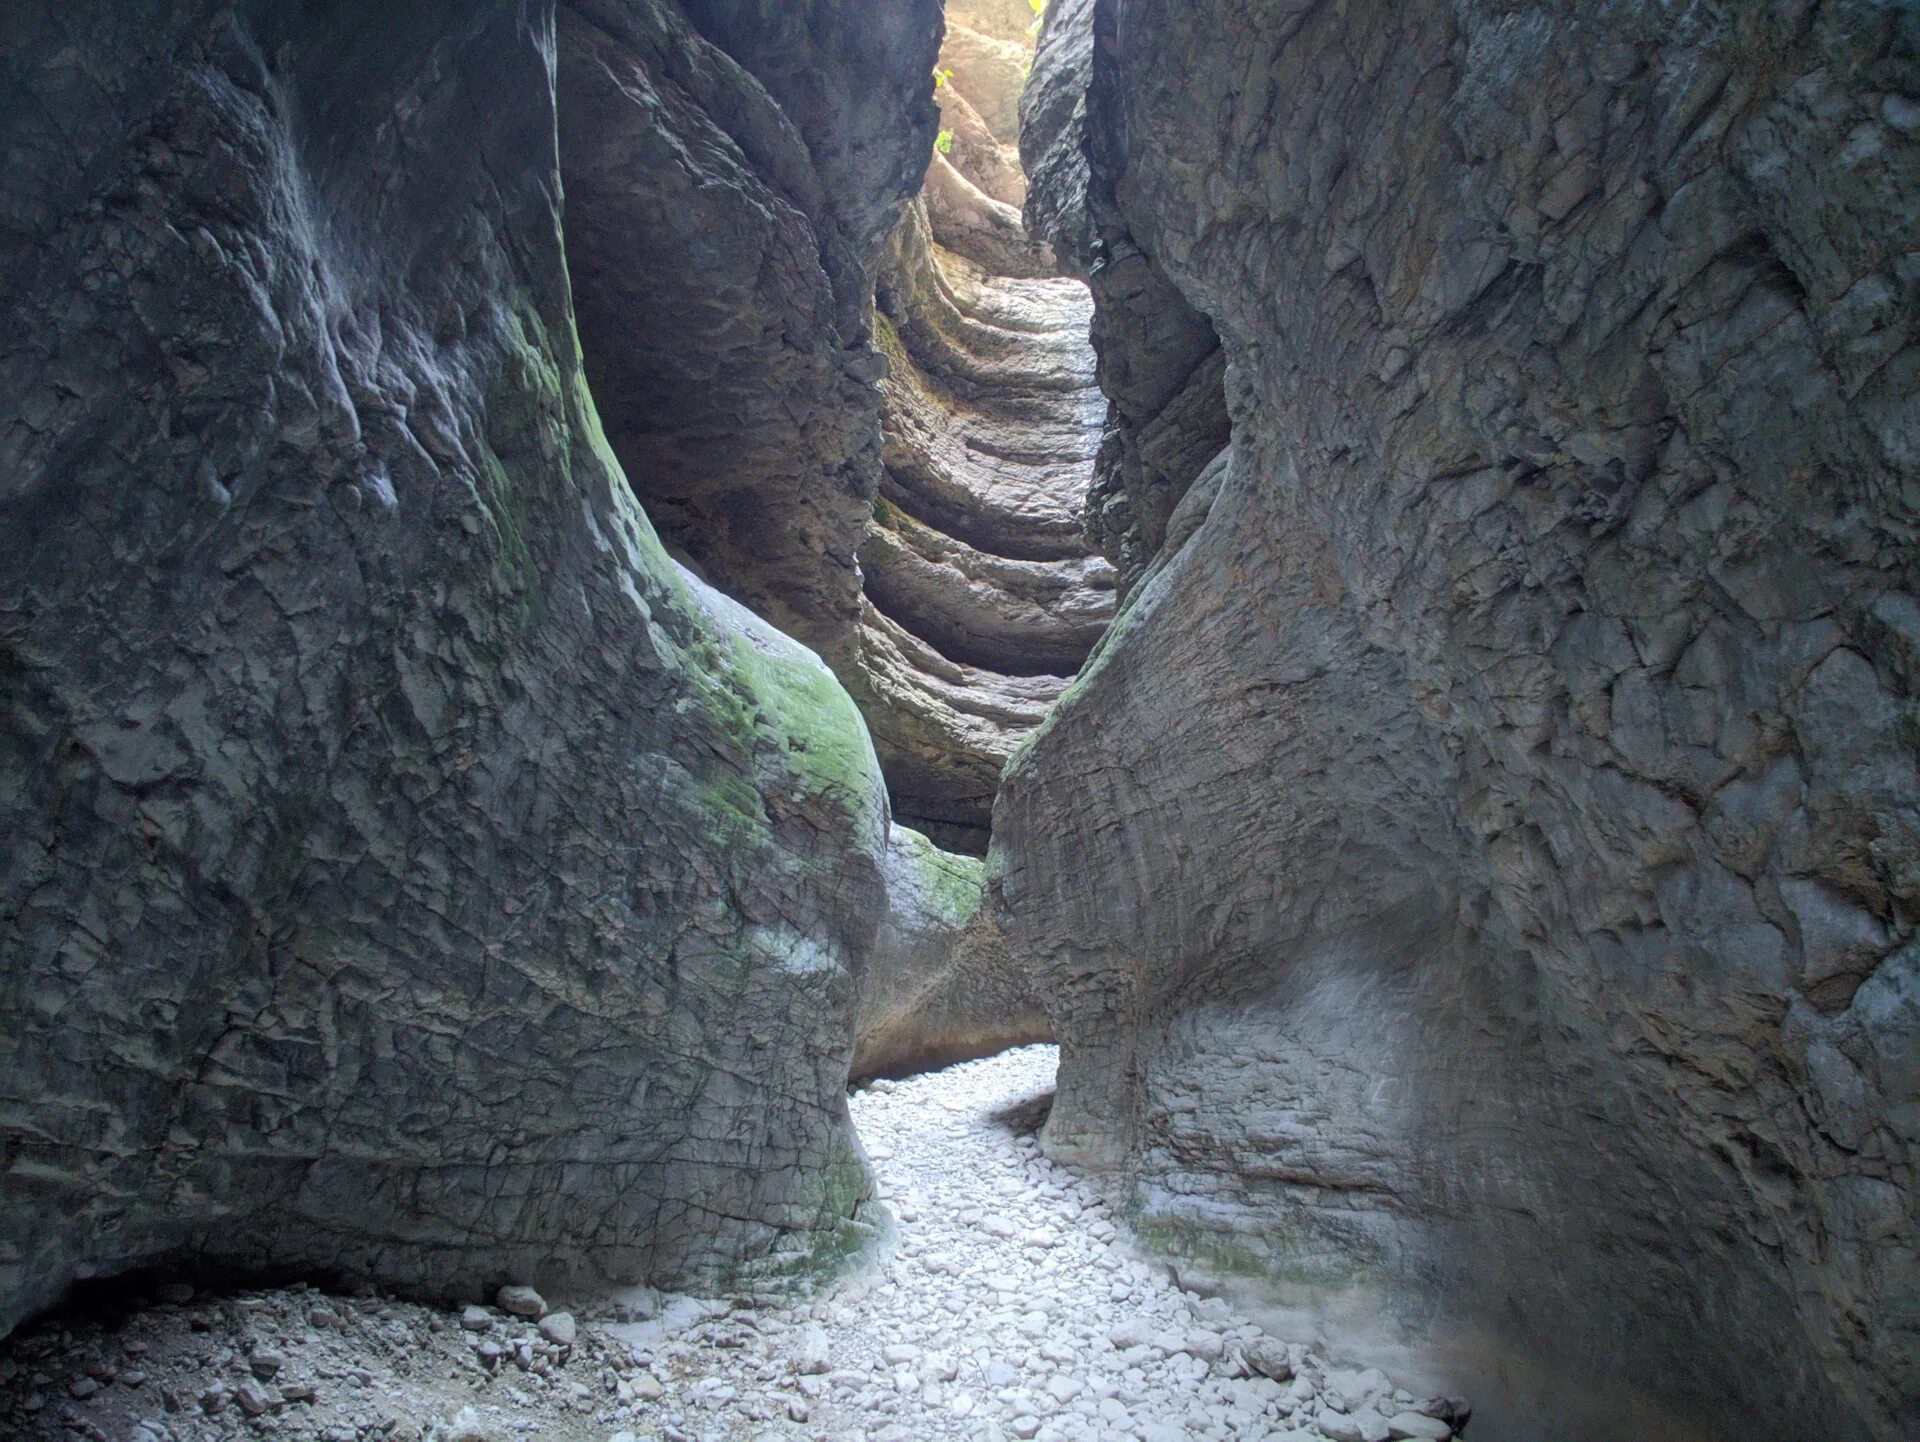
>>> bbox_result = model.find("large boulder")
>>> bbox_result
[854,827,1048,1081]
[0,0,942,1334]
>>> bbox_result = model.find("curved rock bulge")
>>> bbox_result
[997,3,1920,1439]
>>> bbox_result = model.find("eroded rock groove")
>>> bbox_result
[846,0,1116,856]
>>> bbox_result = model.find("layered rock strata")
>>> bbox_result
[1000,5,1920,1442]
[844,10,1115,855]
[558,0,1109,867]
[0,0,968,1336]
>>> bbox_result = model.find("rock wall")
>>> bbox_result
[556,0,1109,862]
[999,4,1919,1440]
[1018,0,1229,599]
[558,0,941,649]
[0,0,967,1336]
[853,828,1045,1081]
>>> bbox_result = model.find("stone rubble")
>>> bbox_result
[0,1047,1465,1442]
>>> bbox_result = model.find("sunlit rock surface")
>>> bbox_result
[844,9,1114,855]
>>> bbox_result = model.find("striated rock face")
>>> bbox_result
[851,238,1106,852]
[1000,4,1919,1441]
[554,0,1106,860]
[835,15,1114,856]
[923,150,1055,282]
[0,0,967,1336]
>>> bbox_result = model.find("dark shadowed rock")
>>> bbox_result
[1018,0,1229,599]
[999,4,1919,1441]
[0,0,960,1335]
[558,0,942,650]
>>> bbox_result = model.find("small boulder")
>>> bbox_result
[920,1352,959,1383]
[793,1326,832,1375]
[1242,1336,1294,1381]
[538,1311,576,1347]
[495,1285,546,1319]
[1045,1375,1085,1404]
[1320,1406,1392,1442]
[1181,1329,1227,1362]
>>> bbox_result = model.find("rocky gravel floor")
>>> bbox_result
[0,1046,1466,1441]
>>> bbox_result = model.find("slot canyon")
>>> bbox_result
[0,3,1914,1441]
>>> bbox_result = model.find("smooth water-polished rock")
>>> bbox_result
[841,39,1114,851]
[853,827,1048,1080]
[1001,4,1919,1441]
[0,0,962,1335]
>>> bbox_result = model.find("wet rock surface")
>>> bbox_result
[0,1049,1465,1442]
[1001,3,1919,1441]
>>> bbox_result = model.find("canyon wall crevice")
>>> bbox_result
[1018,0,1231,601]
[1000,3,1919,1440]
[558,0,939,651]
[561,0,1111,875]
[835,1,1115,862]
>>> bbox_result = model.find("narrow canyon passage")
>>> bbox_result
[844,14,1113,858]
[1,3,1913,1442]
[856,245,1108,854]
